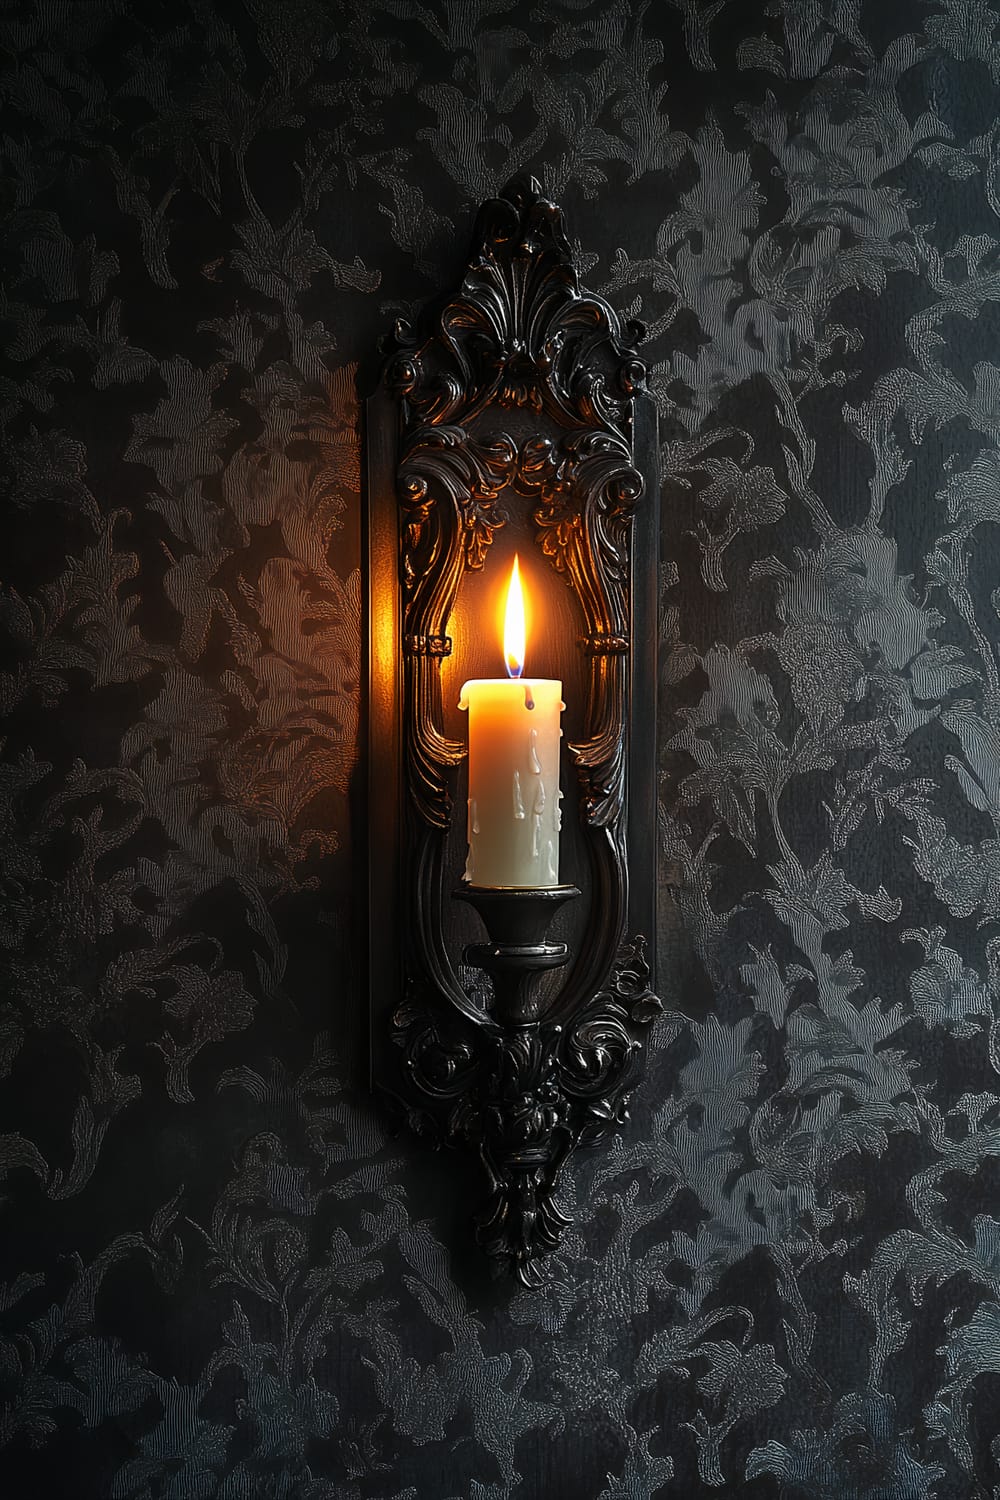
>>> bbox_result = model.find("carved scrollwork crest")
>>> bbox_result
[387,175,647,435]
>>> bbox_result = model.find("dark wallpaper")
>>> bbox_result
[3,0,1000,1496]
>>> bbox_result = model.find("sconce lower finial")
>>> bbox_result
[453,884,579,1284]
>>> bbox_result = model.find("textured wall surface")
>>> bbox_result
[3,1,1000,1495]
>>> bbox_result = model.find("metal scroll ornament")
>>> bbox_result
[366,175,661,1285]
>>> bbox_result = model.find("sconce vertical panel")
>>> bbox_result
[363,176,665,1282]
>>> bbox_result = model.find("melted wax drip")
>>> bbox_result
[524,686,535,710]
[464,797,477,881]
[512,771,525,819]
[528,729,541,774]
[531,778,546,857]
[545,839,557,883]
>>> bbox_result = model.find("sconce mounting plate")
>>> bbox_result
[364,175,661,1284]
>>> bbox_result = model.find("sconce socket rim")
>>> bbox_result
[454,883,581,950]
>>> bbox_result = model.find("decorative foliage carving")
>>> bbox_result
[396,427,516,829]
[399,425,514,584]
[561,935,661,1141]
[516,429,643,831]
[392,988,479,1100]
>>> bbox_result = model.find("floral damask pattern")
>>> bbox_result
[3,1,1000,1495]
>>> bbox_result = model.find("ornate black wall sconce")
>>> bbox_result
[364,175,662,1285]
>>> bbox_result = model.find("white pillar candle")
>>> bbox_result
[458,557,564,888]
[458,676,563,887]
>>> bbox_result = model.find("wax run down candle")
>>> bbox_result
[458,556,564,888]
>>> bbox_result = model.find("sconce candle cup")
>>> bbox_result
[365,174,664,1285]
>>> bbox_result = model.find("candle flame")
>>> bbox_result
[504,555,526,679]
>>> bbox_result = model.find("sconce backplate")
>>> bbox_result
[364,175,661,1283]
